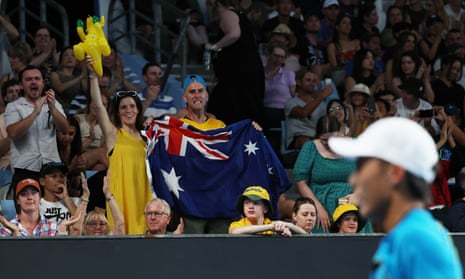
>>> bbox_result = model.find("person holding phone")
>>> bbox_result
[344,83,376,135]
[395,77,440,136]
[284,68,333,149]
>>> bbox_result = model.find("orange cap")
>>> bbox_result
[16,178,40,196]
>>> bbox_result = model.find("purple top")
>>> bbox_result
[264,68,295,109]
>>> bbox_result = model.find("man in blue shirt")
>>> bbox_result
[329,117,463,279]
[139,62,182,118]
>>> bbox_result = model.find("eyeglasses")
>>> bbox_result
[328,106,343,113]
[271,53,286,60]
[144,211,169,217]
[116,91,138,98]
[86,222,108,228]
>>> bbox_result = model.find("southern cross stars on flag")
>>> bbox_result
[146,116,291,219]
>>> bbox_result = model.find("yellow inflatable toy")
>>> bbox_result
[73,16,111,76]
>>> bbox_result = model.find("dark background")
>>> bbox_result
[1,234,465,279]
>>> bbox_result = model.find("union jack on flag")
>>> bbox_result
[146,116,291,219]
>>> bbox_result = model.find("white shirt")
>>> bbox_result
[39,197,79,222]
[4,97,65,172]
[395,98,440,135]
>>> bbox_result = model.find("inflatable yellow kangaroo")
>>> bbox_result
[73,16,111,76]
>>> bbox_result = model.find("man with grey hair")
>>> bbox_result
[328,117,462,278]
[144,198,183,236]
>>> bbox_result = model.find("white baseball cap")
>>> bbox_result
[323,0,340,9]
[328,117,438,183]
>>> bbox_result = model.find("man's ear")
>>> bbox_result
[389,164,407,186]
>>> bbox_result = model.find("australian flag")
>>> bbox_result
[146,116,291,219]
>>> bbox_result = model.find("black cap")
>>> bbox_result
[398,77,424,98]
[40,162,68,177]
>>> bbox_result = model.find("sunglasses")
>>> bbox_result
[116,91,138,98]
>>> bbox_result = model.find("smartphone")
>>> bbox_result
[419,109,435,118]
[367,96,376,115]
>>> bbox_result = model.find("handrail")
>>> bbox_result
[1,0,69,47]
[107,0,189,85]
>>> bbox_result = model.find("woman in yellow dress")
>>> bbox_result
[88,56,152,234]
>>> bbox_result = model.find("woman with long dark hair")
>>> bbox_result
[392,50,433,102]
[87,56,152,235]
[344,48,384,94]
[326,13,360,89]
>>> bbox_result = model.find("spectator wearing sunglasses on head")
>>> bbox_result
[87,56,152,235]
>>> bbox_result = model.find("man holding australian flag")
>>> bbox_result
[146,74,291,234]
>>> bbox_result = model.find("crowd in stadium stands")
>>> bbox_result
[1,0,465,236]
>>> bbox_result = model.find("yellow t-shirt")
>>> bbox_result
[181,117,226,131]
[228,217,274,234]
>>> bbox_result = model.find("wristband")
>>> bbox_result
[57,231,68,236]
[80,197,89,204]
[107,194,115,202]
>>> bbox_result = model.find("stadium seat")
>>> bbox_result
[0,200,16,220]
[280,120,299,168]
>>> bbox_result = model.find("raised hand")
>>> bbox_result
[58,211,82,234]
[0,214,19,236]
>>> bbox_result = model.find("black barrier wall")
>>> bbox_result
[1,234,464,279]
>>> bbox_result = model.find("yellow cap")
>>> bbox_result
[241,186,270,202]
[236,186,273,217]
[330,204,365,233]
[332,203,359,222]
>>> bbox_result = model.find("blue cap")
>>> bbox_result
[183,74,207,89]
